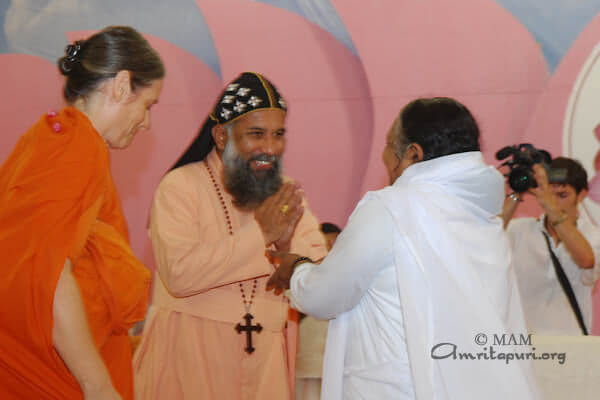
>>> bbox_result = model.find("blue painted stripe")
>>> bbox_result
[495,0,600,71]
[257,0,358,56]
[1,0,221,77]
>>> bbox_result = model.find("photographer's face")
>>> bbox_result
[551,184,586,219]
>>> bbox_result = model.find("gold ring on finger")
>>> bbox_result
[280,204,290,214]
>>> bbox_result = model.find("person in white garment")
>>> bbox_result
[296,223,341,400]
[267,97,541,400]
[501,157,600,335]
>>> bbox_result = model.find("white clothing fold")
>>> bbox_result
[290,152,541,400]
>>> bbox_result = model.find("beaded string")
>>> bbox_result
[205,160,233,236]
[239,279,258,313]
[204,160,258,312]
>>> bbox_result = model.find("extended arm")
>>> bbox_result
[288,196,393,320]
[532,165,594,269]
[501,192,522,229]
[545,208,595,269]
[53,259,121,400]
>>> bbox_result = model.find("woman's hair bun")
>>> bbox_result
[58,41,84,75]
[57,26,164,103]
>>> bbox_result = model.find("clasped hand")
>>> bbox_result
[265,250,303,295]
[255,182,304,250]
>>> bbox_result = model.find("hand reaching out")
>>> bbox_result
[266,250,309,295]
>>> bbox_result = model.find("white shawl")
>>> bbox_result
[322,152,540,400]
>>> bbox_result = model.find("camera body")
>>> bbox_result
[496,144,566,193]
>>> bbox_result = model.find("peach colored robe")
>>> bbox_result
[133,149,327,400]
[0,108,151,400]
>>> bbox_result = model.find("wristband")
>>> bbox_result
[507,192,522,202]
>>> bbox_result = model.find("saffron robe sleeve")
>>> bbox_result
[0,108,150,400]
[150,166,274,296]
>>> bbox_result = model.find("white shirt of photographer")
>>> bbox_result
[507,213,600,335]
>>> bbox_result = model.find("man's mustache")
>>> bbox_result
[249,154,279,163]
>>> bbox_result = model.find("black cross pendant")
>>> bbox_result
[235,313,263,354]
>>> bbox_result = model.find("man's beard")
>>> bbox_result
[222,140,283,209]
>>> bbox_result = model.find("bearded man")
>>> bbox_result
[133,72,327,400]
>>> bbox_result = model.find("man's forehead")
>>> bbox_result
[550,183,575,193]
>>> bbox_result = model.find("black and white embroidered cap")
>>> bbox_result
[210,71,287,124]
[170,71,288,171]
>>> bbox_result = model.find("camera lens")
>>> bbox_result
[509,167,535,193]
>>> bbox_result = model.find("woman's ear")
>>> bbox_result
[111,70,132,103]
[212,124,228,152]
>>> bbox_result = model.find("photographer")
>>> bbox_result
[502,157,600,335]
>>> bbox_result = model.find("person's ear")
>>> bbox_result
[577,189,588,203]
[212,124,228,152]
[404,143,424,163]
[111,70,132,103]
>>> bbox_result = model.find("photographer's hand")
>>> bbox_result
[531,165,595,268]
[530,164,562,219]
[501,192,522,229]
[501,164,560,229]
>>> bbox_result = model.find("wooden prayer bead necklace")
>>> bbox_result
[204,160,262,354]
[205,160,233,236]
[239,279,257,313]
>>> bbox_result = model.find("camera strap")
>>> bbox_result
[542,231,588,335]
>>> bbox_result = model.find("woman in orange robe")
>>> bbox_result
[0,26,164,400]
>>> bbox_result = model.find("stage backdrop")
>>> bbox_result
[2,0,600,332]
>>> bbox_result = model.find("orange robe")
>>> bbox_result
[0,107,151,399]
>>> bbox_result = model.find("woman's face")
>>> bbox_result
[105,79,163,149]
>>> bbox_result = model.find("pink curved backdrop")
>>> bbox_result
[200,0,374,229]
[0,54,63,158]
[332,0,549,195]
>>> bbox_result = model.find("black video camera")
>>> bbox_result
[495,144,567,193]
